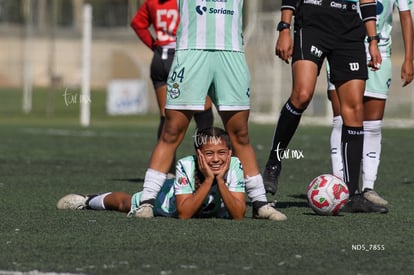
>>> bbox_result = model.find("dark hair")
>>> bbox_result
[193,127,231,151]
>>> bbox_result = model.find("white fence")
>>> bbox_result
[246,8,414,127]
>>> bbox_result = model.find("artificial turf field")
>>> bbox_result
[0,88,413,275]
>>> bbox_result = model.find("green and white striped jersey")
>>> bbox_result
[374,0,412,57]
[176,0,244,52]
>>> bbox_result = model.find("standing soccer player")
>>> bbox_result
[134,0,287,221]
[130,0,213,176]
[263,0,388,213]
[327,0,413,208]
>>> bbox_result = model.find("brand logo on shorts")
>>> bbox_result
[386,78,391,88]
[310,45,323,58]
[349,62,360,71]
[169,83,180,99]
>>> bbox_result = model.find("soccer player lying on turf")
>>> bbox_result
[56,127,246,219]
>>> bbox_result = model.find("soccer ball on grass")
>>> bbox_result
[306,174,349,216]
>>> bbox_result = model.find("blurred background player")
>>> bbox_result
[130,0,213,176]
[327,0,413,207]
[134,0,287,221]
[57,127,246,220]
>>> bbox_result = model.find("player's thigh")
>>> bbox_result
[220,110,249,139]
[163,109,193,142]
[336,79,365,126]
[291,60,319,108]
[363,97,386,120]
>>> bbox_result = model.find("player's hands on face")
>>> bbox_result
[215,150,231,182]
[197,149,215,181]
[275,30,293,64]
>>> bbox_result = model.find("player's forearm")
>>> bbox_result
[280,9,294,25]
[217,181,246,220]
[400,11,414,62]
[176,179,214,219]
[131,26,154,49]
[280,0,296,23]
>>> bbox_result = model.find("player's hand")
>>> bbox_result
[401,59,414,87]
[197,149,215,182]
[367,42,382,71]
[275,30,293,64]
[215,150,231,183]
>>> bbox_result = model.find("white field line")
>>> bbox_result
[0,271,84,275]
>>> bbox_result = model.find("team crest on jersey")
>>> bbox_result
[169,83,180,99]
[178,176,188,186]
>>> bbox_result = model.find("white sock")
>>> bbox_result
[140,168,167,203]
[87,192,111,210]
[330,116,343,179]
[245,174,267,203]
[362,120,382,191]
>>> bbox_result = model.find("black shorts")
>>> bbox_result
[150,46,175,89]
[292,0,368,82]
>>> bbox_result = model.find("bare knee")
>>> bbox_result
[117,197,132,213]
[160,124,184,144]
[342,104,363,125]
[161,111,192,144]
[105,192,131,213]
[290,89,313,110]
[229,127,250,147]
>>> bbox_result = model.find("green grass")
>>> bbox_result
[0,88,413,274]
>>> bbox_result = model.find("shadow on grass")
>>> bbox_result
[274,194,309,209]
[246,193,309,209]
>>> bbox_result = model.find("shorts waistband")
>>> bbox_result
[154,45,175,54]
[303,0,358,12]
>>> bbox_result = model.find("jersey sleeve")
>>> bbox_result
[174,156,196,195]
[226,157,245,193]
[397,0,412,11]
[130,0,154,49]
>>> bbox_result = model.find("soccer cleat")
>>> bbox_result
[262,163,281,195]
[56,194,88,210]
[134,203,154,218]
[341,194,388,214]
[253,203,287,221]
[363,189,388,206]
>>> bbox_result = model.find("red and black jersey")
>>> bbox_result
[131,0,179,50]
